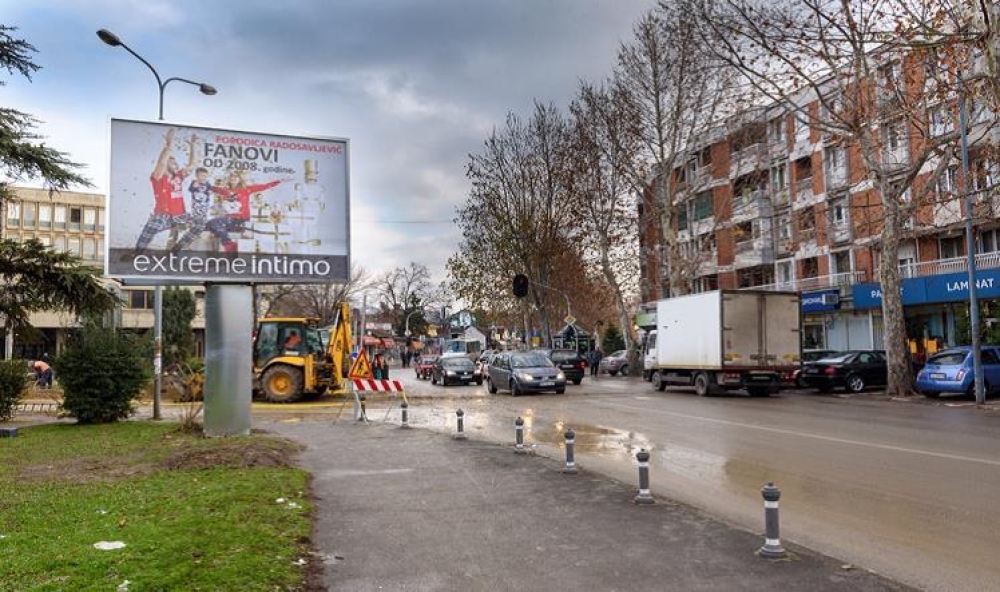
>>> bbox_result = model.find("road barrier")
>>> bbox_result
[633,449,655,504]
[562,428,578,474]
[758,482,787,558]
[453,409,467,440]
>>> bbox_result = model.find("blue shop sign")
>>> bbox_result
[851,267,1000,309]
[801,290,840,313]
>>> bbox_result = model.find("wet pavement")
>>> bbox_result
[262,417,908,592]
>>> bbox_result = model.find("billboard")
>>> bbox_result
[106,119,349,283]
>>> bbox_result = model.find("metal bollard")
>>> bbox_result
[633,449,655,504]
[758,482,787,558]
[358,394,368,422]
[562,428,578,474]
[453,409,467,440]
[514,417,526,454]
[400,401,410,429]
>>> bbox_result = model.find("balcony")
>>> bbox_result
[768,139,787,159]
[733,237,775,269]
[794,177,814,202]
[825,166,848,190]
[830,221,851,244]
[744,270,867,293]
[771,187,791,208]
[882,145,910,172]
[899,252,1000,279]
[730,143,766,178]
[731,189,772,223]
[691,164,712,189]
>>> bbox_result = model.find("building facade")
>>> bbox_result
[1,187,206,359]
[639,50,998,361]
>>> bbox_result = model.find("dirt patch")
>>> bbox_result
[18,455,156,483]
[160,439,303,471]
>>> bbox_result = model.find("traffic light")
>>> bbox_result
[513,274,529,298]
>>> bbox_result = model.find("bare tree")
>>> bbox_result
[260,264,372,325]
[696,0,992,396]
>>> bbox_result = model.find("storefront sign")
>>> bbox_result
[852,267,1000,309]
[801,290,840,313]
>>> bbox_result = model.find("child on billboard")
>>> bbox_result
[206,171,292,253]
[170,166,215,252]
[134,128,196,252]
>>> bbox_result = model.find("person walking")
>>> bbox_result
[372,352,389,380]
[589,348,603,377]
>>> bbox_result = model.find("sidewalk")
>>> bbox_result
[262,419,909,592]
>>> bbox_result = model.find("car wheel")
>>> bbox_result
[966,381,990,399]
[846,374,866,393]
[511,380,522,397]
[694,373,710,397]
[609,370,618,377]
[572,378,582,385]
[653,371,667,392]
[488,378,498,394]
[620,365,629,376]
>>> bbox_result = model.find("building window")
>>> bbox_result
[67,237,81,256]
[770,163,787,191]
[84,208,96,232]
[803,324,826,349]
[768,116,786,145]
[830,198,848,225]
[830,250,852,275]
[940,236,964,259]
[126,289,154,310]
[677,207,688,231]
[69,207,82,231]
[776,259,795,285]
[97,209,105,232]
[692,191,713,221]
[97,238,104,257]
[53,235,66,252]
[54,205,66,229]
[6,201,20,227]
[82,238,97,261]
[22,203,35,228]
[979,229,1000,254]
[37,204,52,229]
[38,235,52,247]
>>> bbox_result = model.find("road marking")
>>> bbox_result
[600,401,1000,467]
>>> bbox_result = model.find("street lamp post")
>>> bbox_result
[97,28,217,420]
[404,308,426,337]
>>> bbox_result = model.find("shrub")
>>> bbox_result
[0,359,28,422]
[58,324,151,424]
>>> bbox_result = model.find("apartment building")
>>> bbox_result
[1,186,206,359]
[640,52,999,357]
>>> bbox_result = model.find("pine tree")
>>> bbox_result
[163,287,196,365]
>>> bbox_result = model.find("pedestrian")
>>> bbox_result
[29,359,53,389]
[373,352,389,380]
[589,348,603,377]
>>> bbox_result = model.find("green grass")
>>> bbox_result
[0,422,314,591]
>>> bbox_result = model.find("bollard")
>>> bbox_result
[399,401,410,429]
[453,409,467,440]
[514,417,526,454]
[633,449,655,504]
[758,482,787,558]
[358,394,368,422]
[562,428,578,474]
[0,427,17,438]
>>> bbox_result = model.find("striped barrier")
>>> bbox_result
[352,379,404,392]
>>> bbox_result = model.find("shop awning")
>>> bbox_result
[381,338,396,348]
[362,335,381,346]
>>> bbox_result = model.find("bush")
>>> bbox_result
[0,359,29,422]
[58,324,151,424]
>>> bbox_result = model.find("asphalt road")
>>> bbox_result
[373,369,1000,592]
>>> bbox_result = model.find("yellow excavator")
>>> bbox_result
[252,301,353,403]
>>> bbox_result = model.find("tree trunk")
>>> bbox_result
[878,204,913,396]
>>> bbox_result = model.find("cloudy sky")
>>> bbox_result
[3,0,654,282]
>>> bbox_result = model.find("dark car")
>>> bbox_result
[547,349,586,385]
[800,350,887,393]
[487,351,566,395]
[415,354,439,380]
[432,355,481,386]
[790,349,839,387]
[915,346,1000,398]
[598,350,628,376]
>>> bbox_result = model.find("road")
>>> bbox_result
[352,369,1000,592]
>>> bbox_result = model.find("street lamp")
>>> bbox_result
[404,308,428,337]
[97,28,217,420]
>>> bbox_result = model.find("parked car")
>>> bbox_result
[432,356,481,386]
[800,350,887,393]
[789,349,839,387]
[598,350,629,376]
[546,349,586,385]
[487,351,566,395]
[477,350,496,381]
[415,354,439,380]
[914,346,1000,398]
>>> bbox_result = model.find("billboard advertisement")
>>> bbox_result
[106,119,349,283]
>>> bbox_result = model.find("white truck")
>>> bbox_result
[642,290,801,397]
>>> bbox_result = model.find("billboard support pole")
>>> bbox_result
[204,284,253,436]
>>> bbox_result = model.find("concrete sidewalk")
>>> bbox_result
[262,419,909,592]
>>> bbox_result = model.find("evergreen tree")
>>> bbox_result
[163,287,196,365]
[601,324,626,353]
[0,26,115,330]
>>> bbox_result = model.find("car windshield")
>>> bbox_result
[511,352,553,368]
[420,356,438,364]
[550,351,578,362]
[443,358,474,369]
[927,351,968,366]
[611,350,627,359]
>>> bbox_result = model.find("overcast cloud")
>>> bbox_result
[2,0,654,282]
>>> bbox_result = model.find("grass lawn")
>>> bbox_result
[0,421,317,591]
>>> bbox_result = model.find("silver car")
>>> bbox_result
[598,350,629,376]
[487,351,566,395]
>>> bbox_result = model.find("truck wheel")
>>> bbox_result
[846,374,866,393]
[261,365,303,403]
[694,373,710,397]
[747,385,770,397]
[652,371,667,392]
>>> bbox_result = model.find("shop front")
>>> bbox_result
[800,289,875,351]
